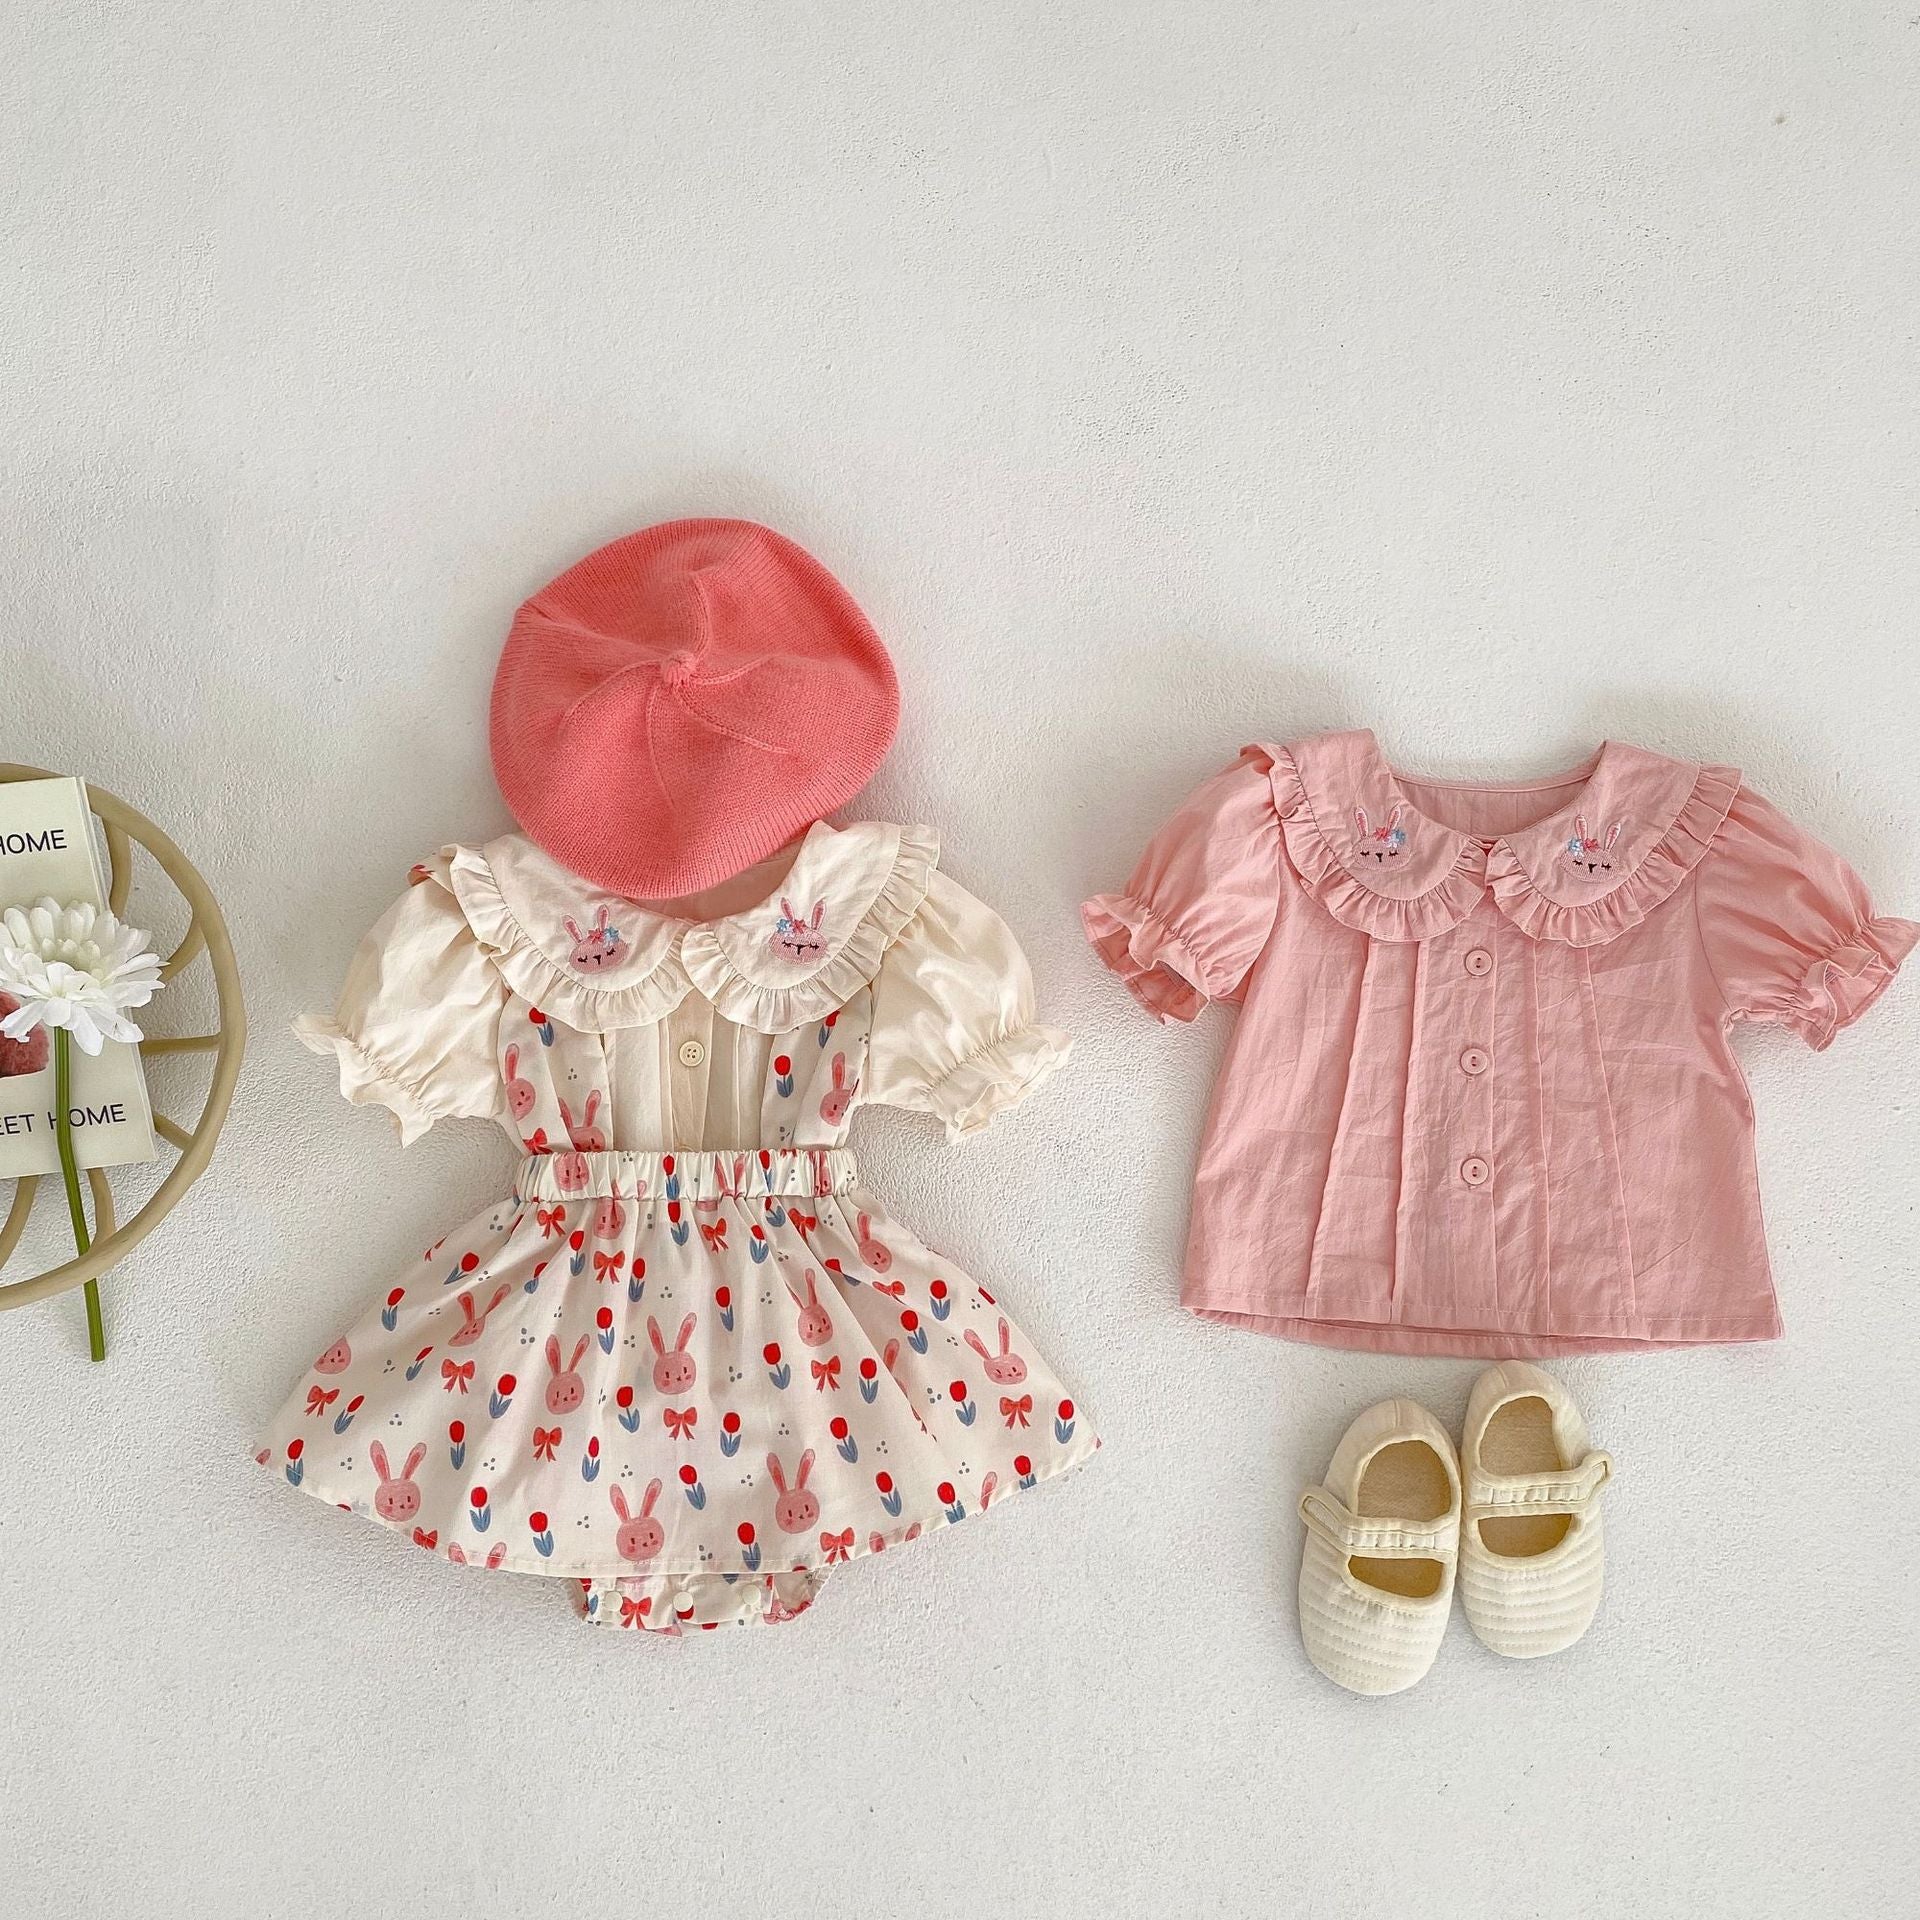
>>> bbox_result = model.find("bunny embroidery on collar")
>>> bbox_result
[770,897,827,963]
[1256,730,1741,949]
[440,820,940,1034]
[1564,816,1623,877]
[1354,804,1407,863]
[565,906,625,972]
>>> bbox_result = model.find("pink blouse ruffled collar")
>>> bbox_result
[1261,729,1742,949]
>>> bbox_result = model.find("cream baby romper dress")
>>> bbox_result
[256,821,1097,1632]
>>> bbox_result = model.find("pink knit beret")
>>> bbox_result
[491,519,899,899]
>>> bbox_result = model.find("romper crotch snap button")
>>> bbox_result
[677,1038,706,1068]
[1459,1046,1490,1077]
[1460,1155,1491,1188]
[1464,948,1493,977]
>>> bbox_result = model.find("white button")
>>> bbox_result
[1459,1046,1490,1077]
[1460,1155,1491,1188]
[677,1039,706,1068]
[1464,948,1493,977]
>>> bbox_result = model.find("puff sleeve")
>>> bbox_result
[866,869,1072,1140]
[1081,751,1284,1022]
[1692,785,1918,1050]
[293,869,509,1143]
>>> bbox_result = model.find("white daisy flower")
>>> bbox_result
[0,897,165,1055]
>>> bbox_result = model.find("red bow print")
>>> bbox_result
[789,1210,817,1238]
[532,1426,562,1462]
[592,1249,627,1284]
[537,1204,567,1238]
[1000,1393,1033,1428]
[304,1385,339,1417]
[618,1595,653,1628]
[820,1527,854,1563]
[662,1406,697,1441]
[871,1279,905,1299]
[523,1128,550,1154]
[412,1528,438,1550]
[440,1358,475,1394]
[810,1356,841,1392]
[698,1218,728,1254]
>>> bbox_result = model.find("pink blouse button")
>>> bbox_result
[1459,1046,1490,1076]
[1460,1155,1491,1188]
[1464,948,1493,977]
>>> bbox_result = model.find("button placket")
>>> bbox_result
[1395,931,1508,1322]
[666,998,716,1144]
[1435,928,1494,1196]
[1457,936,1495,1188]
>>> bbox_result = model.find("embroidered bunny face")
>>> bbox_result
[564,906,625,972]
[769,897,827,963]
[1565,816,1622,876]
[1354,805,1408,863]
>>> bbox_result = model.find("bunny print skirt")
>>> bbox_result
[254,1149,1099,1634]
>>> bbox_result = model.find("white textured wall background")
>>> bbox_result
[3,6,1916,1917]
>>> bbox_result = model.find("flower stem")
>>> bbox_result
[52,1029,104,1362]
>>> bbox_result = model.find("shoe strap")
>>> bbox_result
[1466,1449,1612,1523]
[1298,1486,1457,1562]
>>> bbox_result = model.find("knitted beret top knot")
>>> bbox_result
[490,519,900,899]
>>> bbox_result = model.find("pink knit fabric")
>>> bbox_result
[491,520,899,898]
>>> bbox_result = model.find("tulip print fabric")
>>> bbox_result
[257,822,1094,1633]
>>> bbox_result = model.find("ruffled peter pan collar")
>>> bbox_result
[442,819,939,1033]
[1260,730,1741,948]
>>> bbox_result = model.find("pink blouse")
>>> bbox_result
[1085,730,1917,1358]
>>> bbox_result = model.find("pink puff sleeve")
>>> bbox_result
[1082,749,1285,1023]
[1693,784,1919,1051]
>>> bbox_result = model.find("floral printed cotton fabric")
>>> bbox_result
[1085,730,1917,1358]
[258,821,1093,1632]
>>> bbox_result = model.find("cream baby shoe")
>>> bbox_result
[1297,1399,1461,1696]
[1459,1362,1613,1659]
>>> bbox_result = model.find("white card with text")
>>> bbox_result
[0,777,160,1176]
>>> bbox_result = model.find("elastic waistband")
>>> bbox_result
[515,1148,858,1202]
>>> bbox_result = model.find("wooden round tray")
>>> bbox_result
[0,767,245,1311]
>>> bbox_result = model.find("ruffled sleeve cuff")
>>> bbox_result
[1081,893,1217,1024]
[1783,916,1920,1051]
[921,1025,1072,1141]
[293,1015,443,1146]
